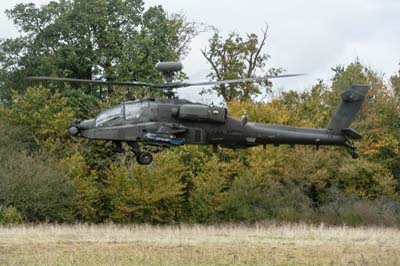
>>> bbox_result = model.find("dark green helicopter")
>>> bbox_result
[29,62,368,165]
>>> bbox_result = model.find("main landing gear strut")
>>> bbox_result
[128,141,153,165]
[112,141,153,165]
[344,139,359,159]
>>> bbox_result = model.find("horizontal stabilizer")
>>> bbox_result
[342,128,362,140]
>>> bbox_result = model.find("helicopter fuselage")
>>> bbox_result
[71,98,346,150]
[31,59,367,165]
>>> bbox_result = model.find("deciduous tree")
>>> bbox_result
[201,25,282,102]
[0,0,199,102]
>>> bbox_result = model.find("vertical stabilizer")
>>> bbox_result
[327,84,369,132]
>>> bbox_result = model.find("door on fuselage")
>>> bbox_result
[185,128,206,144]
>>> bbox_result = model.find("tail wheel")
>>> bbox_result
[350,151,359,159]
[136,152,153,165]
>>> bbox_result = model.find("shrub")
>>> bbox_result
[188,157,242,223]
[106,150,187,224]
[0,206,24,225]
[318,187,400,226]
[222,176,314,223]
[0,122,75,223]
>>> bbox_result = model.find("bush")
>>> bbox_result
[318,187,400,226]
[188,157,242,223]
[0,206,24,225]
[106,150,187,224]
[222,176,314,223]
[0,123,75,223]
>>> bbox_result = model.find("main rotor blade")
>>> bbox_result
[27,76,164,88]
[179,74,305,88]
[27,73,306,90]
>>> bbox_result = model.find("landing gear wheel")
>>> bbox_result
[111,141,123,153]
[136,152,153,165]
[350,152,359,159]
[344,139,359,160]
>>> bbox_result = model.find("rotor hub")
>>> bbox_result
[155,62,183,84]
[154,62,183,98]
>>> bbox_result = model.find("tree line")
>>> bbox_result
[0,0,400,226]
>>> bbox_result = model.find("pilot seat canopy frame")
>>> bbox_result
[95,102,151,127]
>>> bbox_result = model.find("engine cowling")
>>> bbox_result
[175,104,227,123]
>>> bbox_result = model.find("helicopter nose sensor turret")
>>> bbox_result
[68,118,80,136]
[68,126,79,136]
[68,118,94,136]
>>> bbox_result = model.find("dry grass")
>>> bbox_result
[0,223,399,265]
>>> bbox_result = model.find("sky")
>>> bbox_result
[1,0,399,102]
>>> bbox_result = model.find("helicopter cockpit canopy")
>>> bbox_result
[96,102,149,127]
[96,105,123,127]
[124,102,148,120]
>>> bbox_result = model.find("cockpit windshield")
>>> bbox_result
[96,105,123,127]
[124,102,147,120]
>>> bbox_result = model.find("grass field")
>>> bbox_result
[0,223,399,266]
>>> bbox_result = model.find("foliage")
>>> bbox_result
[189,156,242,223]
[0,206,24,225]
[106,150,187,224]
[201,26,282,102]
[0,62,398,225]
[222,176,314,223]
[0,0,199,102]
[0,122,75,223]
[1,60,400,226]
[1,1,400,225]
[60,152,101,222]
[2,87,75,154]
[318,187,400,226]
[337,159,397,199]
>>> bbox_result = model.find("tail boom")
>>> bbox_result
[246,85,369,156]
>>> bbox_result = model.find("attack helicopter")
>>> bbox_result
[29,62,368,165]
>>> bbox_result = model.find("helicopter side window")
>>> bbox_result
[96,105,123,127]
[125,102,147,120]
